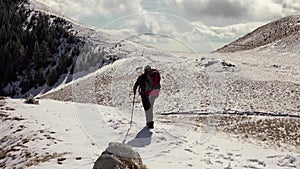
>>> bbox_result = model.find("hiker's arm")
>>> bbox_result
[133,76,141,95]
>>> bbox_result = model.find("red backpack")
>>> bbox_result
[151,69,161,89]
[145,68,161,96]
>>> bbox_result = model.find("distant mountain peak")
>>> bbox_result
[215,14,300,53]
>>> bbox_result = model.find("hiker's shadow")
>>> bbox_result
[127,127,153,147]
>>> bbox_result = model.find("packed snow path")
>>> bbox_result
[2,98,299,168]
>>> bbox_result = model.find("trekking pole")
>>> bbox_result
[130,93,136,125]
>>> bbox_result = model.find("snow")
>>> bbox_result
[3,17,298,167]
[1,1,298,168]
[1,32,299,169]
[43,48,300,117]
[1,98,299,168]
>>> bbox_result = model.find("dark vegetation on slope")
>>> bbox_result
[1,0,125,97]
[0,0,82,96]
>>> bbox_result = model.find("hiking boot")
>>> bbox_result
[146,121,154,129]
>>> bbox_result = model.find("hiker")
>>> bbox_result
[133,65,161,129]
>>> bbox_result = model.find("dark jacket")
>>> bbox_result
[133,69,160,96]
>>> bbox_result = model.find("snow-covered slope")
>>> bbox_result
[43,49,300,116]
[1,97,299,168]
[215,15,300,53]
[2,0,158,98]
[1,1,299,169]
[36,46,300,168]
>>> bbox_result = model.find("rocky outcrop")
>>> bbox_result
[93,142,147,169]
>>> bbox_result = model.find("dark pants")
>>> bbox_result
[141,95,151,111]
[141,95,155,123]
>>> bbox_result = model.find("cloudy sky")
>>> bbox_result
[36,0,300,53]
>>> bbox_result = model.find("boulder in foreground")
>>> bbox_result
[93,142,147,169]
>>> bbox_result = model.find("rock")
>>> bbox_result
[0,150,6,160]
[221,61,235,67]
[93,142,147,169]
[105,142,142,163]
[57,157,66,162]
[75,157,82,160]
[24,94,39,104]
[93,154,125,169]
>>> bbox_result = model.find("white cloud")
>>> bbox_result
[193,21,265,39]
[36,0,143,20]
[281,0,300,13]
[94,0,142,16]
[34,0,300,53]
[36,0,96,20]
[114,12,192,36]
[248,0,283,20]
[101,12,214,53]
[178,0,248,18]
[162,0,300,26]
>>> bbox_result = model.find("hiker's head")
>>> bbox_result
[144,65,151,73]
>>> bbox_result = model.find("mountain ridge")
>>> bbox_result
[215,14,300,53]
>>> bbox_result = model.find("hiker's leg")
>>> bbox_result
[145,95,155,123]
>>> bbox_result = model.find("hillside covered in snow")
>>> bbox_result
[39,11,299,168]
[0,0,299,169]
[1,49,300,168]
[0,0,82,96]
[0,0,145,97]
[215,14,300,53]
